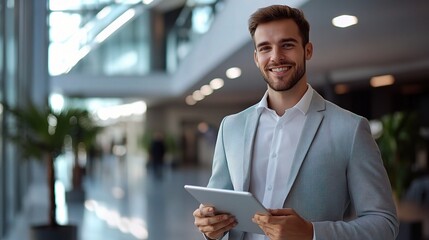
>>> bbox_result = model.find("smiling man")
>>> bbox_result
[193,5,398,240]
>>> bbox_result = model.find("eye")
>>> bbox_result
[257,46,271,53]
[282,43,294,49]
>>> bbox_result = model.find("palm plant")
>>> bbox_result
[376,111,420,199]
[68,109,103,195]
[3,103,91,228]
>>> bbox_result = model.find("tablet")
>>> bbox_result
[184,185,269,235]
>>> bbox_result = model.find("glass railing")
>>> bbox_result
[48,0,225,76]
[48,0,151,76]
[166,0,225,73]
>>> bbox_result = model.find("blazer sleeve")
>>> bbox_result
[313,117,399,240]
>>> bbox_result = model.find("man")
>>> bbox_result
[193,5,398,240]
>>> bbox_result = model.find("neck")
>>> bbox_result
[267,81,308,116]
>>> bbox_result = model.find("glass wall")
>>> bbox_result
[0,0,17,236]
[166,0,225,72]
[48,0,226,77]
[0,0,37,237]
[48,0,153,76]
[0,0,4,235]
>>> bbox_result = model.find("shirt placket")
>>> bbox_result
[262,116,284,208]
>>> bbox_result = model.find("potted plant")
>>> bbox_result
[67,109,103,202]
[3,103,81,240]
[376,111,420,199]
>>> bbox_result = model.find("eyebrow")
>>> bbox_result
[255,38,299,49]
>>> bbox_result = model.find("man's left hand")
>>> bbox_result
[252,208,313,240]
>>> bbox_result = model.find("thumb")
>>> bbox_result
[269,208,296,216]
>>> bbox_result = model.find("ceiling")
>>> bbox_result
[51,0,429,108]
[164,0,429,107]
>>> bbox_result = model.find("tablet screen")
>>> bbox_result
[184,185,269,235]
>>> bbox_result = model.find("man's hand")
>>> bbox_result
[252,208,313,240]
[193,204,237,239]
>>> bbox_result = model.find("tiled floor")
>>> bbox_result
[5,154,212,240]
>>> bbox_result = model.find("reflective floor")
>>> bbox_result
[5,154,212,240]
[5,154,429,240]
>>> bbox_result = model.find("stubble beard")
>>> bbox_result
[261,58,306,92]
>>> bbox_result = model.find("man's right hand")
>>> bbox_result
[193,204,237,239]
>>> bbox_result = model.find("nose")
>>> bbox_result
[270,47,284,62]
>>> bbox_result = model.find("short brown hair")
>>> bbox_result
[248,5,310,46]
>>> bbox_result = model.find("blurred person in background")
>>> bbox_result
[150,131,166,179]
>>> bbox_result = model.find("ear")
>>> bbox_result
[253,49,260,68]
[305,42,313,60]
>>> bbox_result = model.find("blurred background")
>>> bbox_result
[0,0,428,239]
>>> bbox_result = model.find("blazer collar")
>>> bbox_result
[283,91,326,201]
[241,91,326,196]
[242,105,261,191]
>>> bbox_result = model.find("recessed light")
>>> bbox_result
[200,85,214,96]
[226,67,242,79]
[209,78,224,90]
[332,15,358,28]
[334,84,349,94]
[370,75,395,87]
[192,90,205,101]
[185,95,197,105]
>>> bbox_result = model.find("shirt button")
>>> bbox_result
[267,186,273,191]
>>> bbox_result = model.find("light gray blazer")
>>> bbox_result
[207,91,399,240]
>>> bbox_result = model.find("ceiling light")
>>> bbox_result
[185,95,197,105]
[95,9,136,43]
[334,84,349,94]
[142,0,154,4]
[226,67,242,79]
[96,6,112,20]
[370,75,395,87]
[332,15,358,28]
[209,78,224,90]
[192,90,205,101]
[200,85,213,96]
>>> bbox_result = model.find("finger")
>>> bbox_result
[195,213,233,227]
[253,213,271,223]
[193,208,201,217]
[214,219,237,234]
[193,206,215,218]
[199,215,236,235]
[205,219,236,240]
[269,208,295,216]
[257,223,277,239]
[253,214,289,225]
[199,204,215,217]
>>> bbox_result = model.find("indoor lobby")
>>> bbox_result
[1,0,429,240]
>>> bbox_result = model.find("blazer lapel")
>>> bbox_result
[241,107,261,192]
[283,92,326,202]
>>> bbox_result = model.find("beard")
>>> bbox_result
[260,57,306,92]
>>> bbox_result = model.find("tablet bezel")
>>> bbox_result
[184,185,269,235]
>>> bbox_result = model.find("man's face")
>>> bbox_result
[253,19,312,92]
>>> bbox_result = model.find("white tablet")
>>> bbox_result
[184,185,269,235]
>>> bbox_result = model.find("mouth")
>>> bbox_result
[268,66,292,75]
[270,67,290,72]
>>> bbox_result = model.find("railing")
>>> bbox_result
[166,0,225,73]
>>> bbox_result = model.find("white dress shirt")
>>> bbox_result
[244,85,314,240]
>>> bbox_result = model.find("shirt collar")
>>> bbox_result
[256,84,314,115]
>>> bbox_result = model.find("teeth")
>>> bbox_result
[271,67,289,72]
